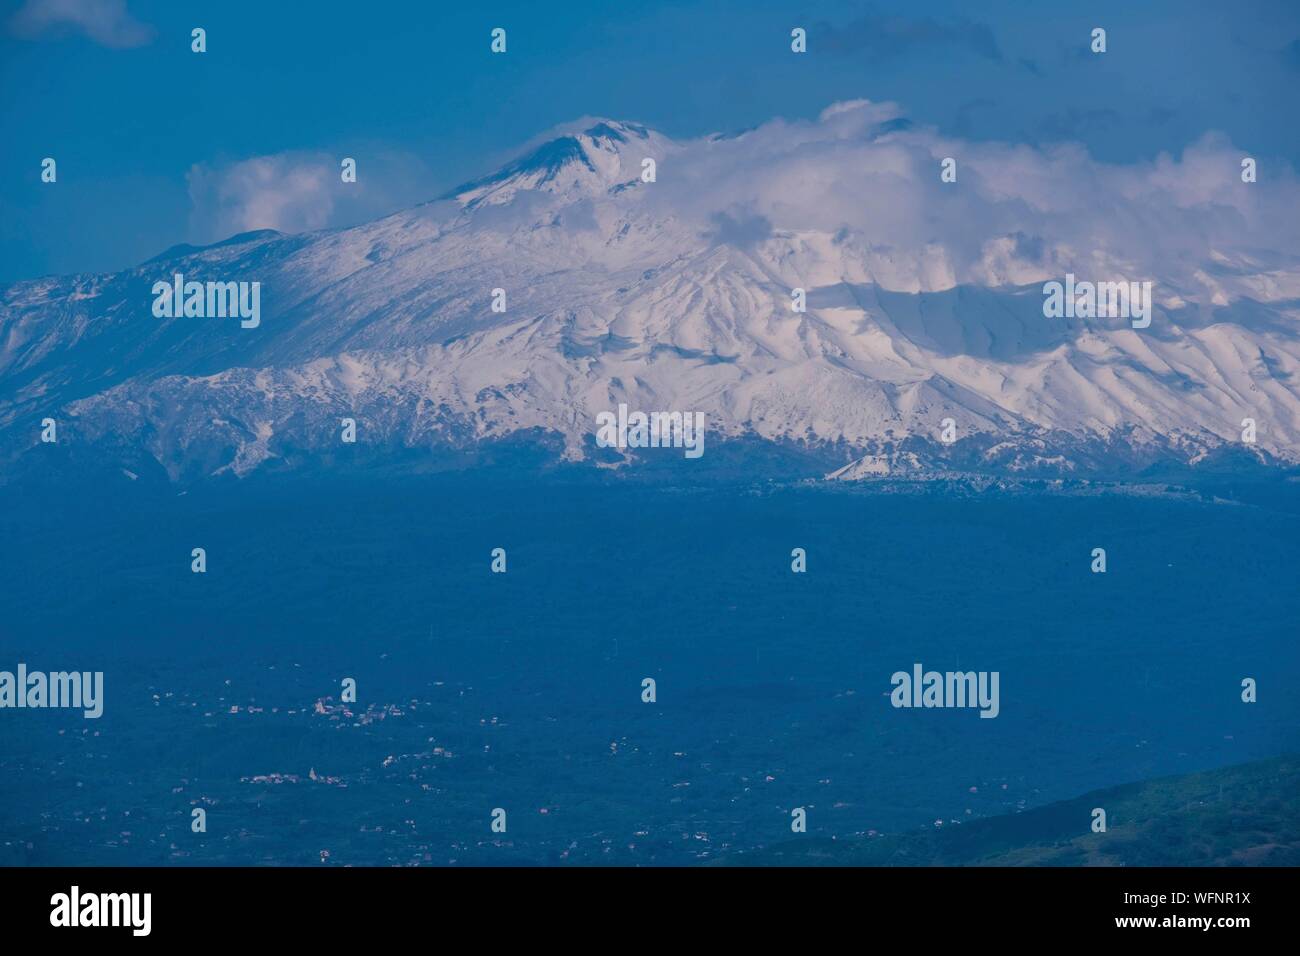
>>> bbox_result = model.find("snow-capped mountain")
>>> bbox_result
[4,107,1300,483]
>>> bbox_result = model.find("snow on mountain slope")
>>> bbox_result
[3,108,1299,482]
[445,121,678,209]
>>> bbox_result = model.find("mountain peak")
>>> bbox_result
[443,119,667,209]
[581,119,652,143]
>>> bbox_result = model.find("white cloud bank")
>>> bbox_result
[184,98,1300,309]
[626,99,1300,299]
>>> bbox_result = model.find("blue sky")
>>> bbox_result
[2,0,1298,283]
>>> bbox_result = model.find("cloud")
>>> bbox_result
[186,150,436,244]
[185,99,1300,309]
[707,209,773,248]
[634,98,1300,296]
[9,0,154,48]
[188,155,336,240]
[816,11,1002,62]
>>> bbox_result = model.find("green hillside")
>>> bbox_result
[719,755,1300,866]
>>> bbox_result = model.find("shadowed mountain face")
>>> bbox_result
[3,113,1300,485]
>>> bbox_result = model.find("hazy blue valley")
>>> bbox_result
[2,474,1296,865]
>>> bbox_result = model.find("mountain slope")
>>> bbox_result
[714,754,1300,866]
[3,109,1300,483]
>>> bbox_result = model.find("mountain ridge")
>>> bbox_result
[4,105,1299,484]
